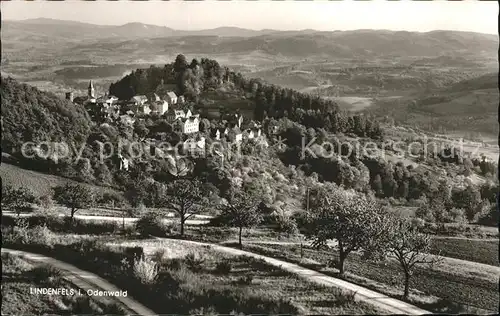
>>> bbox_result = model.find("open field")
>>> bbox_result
[328,96,374,112]
[429,238,499,266]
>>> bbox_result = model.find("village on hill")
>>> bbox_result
[66,80,266,170]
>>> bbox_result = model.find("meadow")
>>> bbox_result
[2,225,382,315]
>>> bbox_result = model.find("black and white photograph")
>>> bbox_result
[1,0,498,315]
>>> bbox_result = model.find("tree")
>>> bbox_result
[199,118,211,133]
[372,174,383,196]
[52,183,94,221]
[165,155,192,179]
[173,54,189,93]
[303,187,389,277]
[75,158,95,182]
[159,179,206,236]
[384,218,442,299]
[95,163,113,185]
[452,185,481,221]
[2,185,35,217]
[133,121,150,140]
[219,187,263,248]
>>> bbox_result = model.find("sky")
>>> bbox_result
[2,0,498,34]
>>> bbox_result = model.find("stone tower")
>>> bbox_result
[88,80,95,98]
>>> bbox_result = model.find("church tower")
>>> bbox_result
[88,80,95,98]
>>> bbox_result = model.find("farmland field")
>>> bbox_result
[239,242,498,314]
[429,238,499,266]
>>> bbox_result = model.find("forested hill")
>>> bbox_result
[1,76,92,155]
[109,55,383,139]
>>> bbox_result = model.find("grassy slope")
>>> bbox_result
[0,162,119,197]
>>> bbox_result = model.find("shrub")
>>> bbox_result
[4,219,31,244]
[132,256,158,285]
[2,253,32,271]
[98,192,128,208]
[31,264,64,285]
[274,213,299,236]
[152,249,168,264]
[410,217,425,229]
[449,208,467,224]
[30,225,56,247]
[415,205,435,222]
[36,194,54,210]
[215,259,232,274]
[135,212,171,237]
[185,252,206,272]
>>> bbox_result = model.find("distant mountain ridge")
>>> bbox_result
[4,18,497,39]
[3,18,281,39]
[3,18,497,61]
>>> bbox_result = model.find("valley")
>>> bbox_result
[2,19,497,138]
[1,16,498,316]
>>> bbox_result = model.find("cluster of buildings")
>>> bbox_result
[68,80,186,125]
[67,80,267,170]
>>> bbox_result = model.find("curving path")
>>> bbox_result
[2,211,211,225]
[224,239,500,272]
[1,248,155,316]
[155,238,430,315]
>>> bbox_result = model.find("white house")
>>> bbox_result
[181,116,200,134]
[129,95,148,106]
[165,91,178,105]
